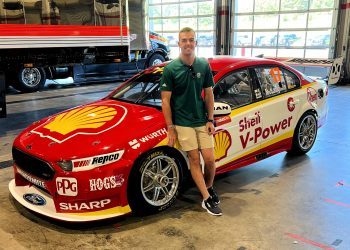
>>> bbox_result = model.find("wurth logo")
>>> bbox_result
[129,139,140,149]
[139,128,167,142]
[56,177,78,196]
[129,128,167,150]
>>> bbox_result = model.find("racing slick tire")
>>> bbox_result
[128,148,184,216]
[288,111,317,155]
[12,67,46,93]
[147,53,166,67]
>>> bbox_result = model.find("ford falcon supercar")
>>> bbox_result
[9,57,328,221]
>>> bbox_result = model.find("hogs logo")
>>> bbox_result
[31,104,127,143]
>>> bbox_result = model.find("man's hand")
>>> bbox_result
[206,122,215,135]
[167,127,177,147]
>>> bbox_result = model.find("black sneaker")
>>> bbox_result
[202,196,223,216]
[208,186,220,204]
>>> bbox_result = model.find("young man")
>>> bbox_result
[160,27,222,216]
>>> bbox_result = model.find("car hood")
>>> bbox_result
[13,99,166,162]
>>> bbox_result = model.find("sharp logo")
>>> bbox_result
[56,177,78,196]
[59,199,111,211]
[17,168,46,189]
[89,174,124,191]
[129,128,167,150]
[72,150,124,172]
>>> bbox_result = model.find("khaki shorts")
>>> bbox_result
[175,125,214,151]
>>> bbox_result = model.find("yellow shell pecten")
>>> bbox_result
[214,130,232,162]
[44,106,117,135]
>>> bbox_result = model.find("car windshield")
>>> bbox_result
[110,68,163,107]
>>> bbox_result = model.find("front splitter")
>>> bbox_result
[8,179,131,222]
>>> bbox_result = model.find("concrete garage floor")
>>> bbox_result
[0,83,349,250]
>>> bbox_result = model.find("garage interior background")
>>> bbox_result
[148,0,350,81]
[1,0,350,249]
[150,0,336,58]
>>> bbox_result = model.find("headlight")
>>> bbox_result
[57,160,73,171]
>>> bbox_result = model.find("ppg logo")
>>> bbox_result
[56,177,78,196]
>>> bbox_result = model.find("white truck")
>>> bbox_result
[0,0,170,92]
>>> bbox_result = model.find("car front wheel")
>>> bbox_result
[288,112,317,155]
[128,148,183,215]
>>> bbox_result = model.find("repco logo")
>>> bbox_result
[72,150,124,172]
[56,177,78,196]
[92,153,120,165]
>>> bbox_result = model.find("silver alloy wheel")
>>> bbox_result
[152,59,163,66]
[298,115,317,150]
[141,155,179,206]
[21,68,41,87]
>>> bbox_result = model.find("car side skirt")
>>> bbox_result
[216,137,293,174]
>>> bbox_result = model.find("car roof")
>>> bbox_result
[207,56,283,73]
[156,56,296,77]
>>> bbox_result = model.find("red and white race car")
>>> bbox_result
[9,57,328,221]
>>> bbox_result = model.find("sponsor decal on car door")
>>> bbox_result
[213,69,262,166]
[254,67,302,147]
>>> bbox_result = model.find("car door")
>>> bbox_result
[253,65,302,152]
[213,68,262,169]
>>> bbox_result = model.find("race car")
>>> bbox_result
[9,56,328,221]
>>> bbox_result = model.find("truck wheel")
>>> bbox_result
[288,112,317,155]
[12,67,46,93]
[148,54,165,67]
[128,148,183,216]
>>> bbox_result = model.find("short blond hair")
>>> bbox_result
[179,27,196,36]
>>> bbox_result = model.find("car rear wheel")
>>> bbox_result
[128,148,183,215]
[288,112,317,155]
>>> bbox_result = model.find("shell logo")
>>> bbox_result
[213,130,232,162]
[45,106,117,135]
[31,105,127,143]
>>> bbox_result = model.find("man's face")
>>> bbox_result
[178,31,196,56]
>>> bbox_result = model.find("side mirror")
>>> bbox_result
[214,102,231,116]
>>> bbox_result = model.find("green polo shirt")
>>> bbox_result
[160,57,214,127]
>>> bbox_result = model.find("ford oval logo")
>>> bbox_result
[23,193,46,206]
